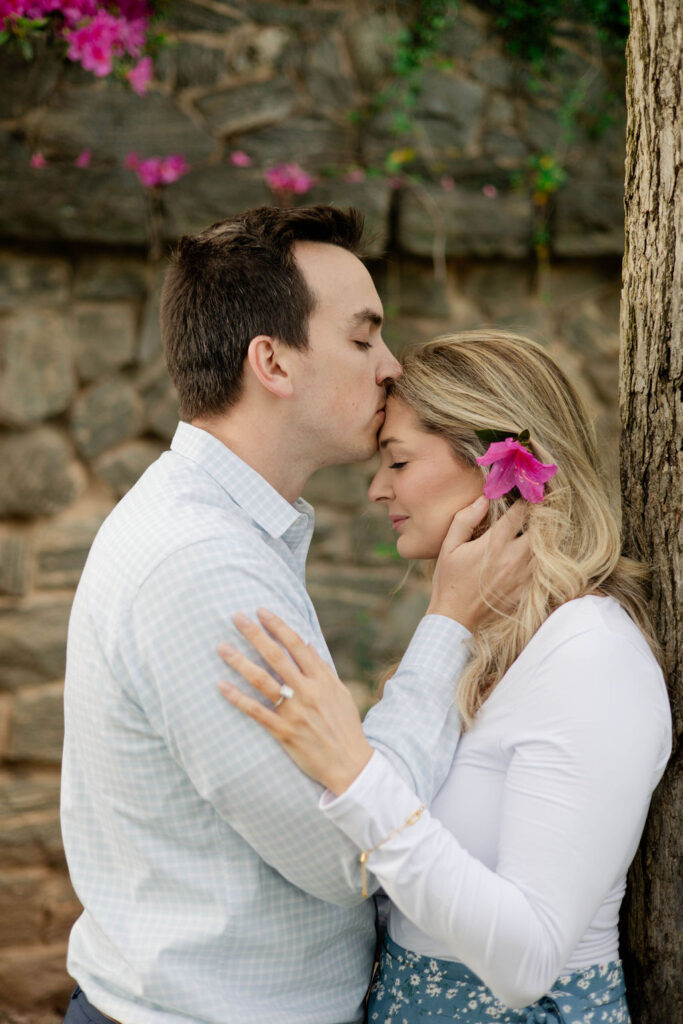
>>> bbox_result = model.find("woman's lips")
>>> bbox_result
[390,515,408,530]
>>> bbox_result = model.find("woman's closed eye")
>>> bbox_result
[389,461,407,470]
[354,340,372,350]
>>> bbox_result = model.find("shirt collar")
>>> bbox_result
[170,422,313,540]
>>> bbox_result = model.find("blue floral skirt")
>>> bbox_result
[367,935,630,1023]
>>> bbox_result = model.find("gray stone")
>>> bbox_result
[73,258,149,301]
[176,42,228,89]
[486,94,517,133]
[0,254,70,310]
[554,180,624,257]
[237,1,343,28]
[0,429,83,519]
[303,465,374,511]
[0,771,65,864]
[345,13,401,92]
[137,270,163,364]
[0,868,47,947]
[349,509,402,566]
[472,56,516,90]
[162,0,241,31]
[36,85,215,164]
[309,507,354,562]
[35,515,107,590]
[0,937,73,1009]
[0,534,30,597]
[75,302,138,382]
[137,361,179,442]
[442,7,487,61]
[308,180,391,257]
[525,103,564,154]
[93,439,167,498]
[399,185,533,258]
[482,130,528,165]
[0,37,62,119]
[196,76,301,136]
[0,601,71,691]
[0,311,75,426]
[228,25,294,76]
[391,259,451,318]
[7,682,65,764]
[462,262,534,319]
[302,34,356,113]
[416,72,485,132]
[241,116,350,172]
[70,378,143,460]
[0,162,148,246]
[163,164,271,240]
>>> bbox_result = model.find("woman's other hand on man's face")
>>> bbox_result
[427,498,533,632]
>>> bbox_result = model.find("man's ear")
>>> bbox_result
[245,335,295,398]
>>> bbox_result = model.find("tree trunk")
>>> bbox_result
[619,2,682,1021]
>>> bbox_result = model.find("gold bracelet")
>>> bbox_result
[360,804,426,898]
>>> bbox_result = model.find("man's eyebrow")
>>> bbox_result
[349,308,383,329]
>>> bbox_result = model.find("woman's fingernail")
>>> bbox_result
[233,612,250,627]
[218,643,236,657]
[218,681,234,696]
[258,608,274,620]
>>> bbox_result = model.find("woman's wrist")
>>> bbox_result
[322,740,374,797]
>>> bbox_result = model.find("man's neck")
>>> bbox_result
[191,410,313,505]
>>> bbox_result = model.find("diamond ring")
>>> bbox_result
[272,684,295,710]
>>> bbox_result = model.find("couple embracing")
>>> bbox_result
[61,206,671,1024]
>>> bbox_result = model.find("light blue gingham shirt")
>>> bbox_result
[62,422,469,1024]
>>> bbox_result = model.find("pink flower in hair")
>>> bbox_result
[476,436,557,504]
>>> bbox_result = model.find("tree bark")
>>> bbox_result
[619,2,682,1021]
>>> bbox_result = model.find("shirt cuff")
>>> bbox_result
[319,750,428,851]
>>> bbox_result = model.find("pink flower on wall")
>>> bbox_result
[229,150,252,167]
[127,55,152,95]
[75,148,92,167]
[482,184,499,198]
[125,152,190,188]
[476,437,557,504]
[264,163,315,195]
[29,151,46,168]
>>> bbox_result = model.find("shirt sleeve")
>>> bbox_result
[321,629,672,1007]
[126,538,468,908]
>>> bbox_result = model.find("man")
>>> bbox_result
[61,206,529,1024]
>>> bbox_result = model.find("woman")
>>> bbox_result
[217,331,672,1023]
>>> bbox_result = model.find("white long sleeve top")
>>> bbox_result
[322,596,672,1010]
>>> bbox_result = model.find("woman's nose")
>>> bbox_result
[368,467,393,503]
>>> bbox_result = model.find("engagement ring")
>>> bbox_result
[273,684,295,709]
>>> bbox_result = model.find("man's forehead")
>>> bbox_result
[294,241,383,319]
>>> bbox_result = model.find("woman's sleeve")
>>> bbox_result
[321,628,671,1009]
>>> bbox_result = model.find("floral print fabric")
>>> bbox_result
[367,936,630,1023]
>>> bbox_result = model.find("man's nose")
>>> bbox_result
[368,467,393,503]
[376,339,402,384]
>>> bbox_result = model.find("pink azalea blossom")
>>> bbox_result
[127,55,152,95]
[482,184,498,199]
[229,150,252,167]
[30,151,46,168]
[344,167,366,184]
[125,152,190,188]
[440,175,455,191]
[265,163,315,195]
[75,148,92,167]
[476,437,557,504]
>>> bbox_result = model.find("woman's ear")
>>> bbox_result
[245,335,294,398]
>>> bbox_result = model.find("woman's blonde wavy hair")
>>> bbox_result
[389,330,660,728]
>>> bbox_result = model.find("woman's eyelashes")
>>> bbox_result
[354,340,372,350]
[389,461,407,470]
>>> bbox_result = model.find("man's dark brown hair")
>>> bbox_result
[160,205,365,420]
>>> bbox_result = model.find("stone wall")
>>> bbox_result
[0,1,627,1017]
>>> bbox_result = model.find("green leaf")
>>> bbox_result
[474,428,512,446]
